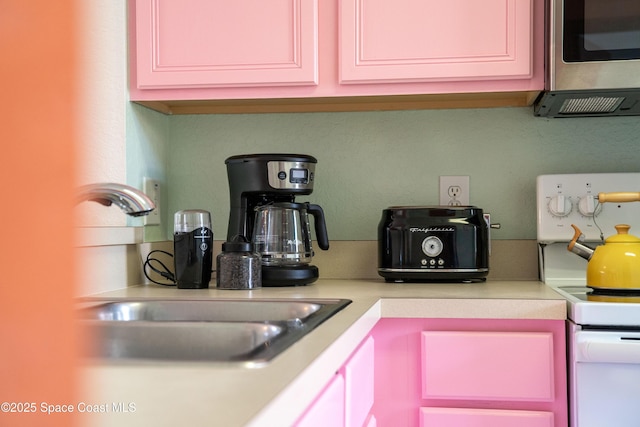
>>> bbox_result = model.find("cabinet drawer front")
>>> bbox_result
[135,0,318,88]
[340,0,533,84]
[420,407,554,427]
[421,331,554,401]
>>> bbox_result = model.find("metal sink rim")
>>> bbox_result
[79,298,332,323]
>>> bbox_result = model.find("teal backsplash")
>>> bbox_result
[127,104,640,242]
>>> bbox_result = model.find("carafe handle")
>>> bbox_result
[307,204,330,250]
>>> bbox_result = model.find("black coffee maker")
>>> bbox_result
[225,154,329,286]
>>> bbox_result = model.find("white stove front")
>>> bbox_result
[537,173,640,427]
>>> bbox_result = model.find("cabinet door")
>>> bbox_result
[134,0,318,89]
[342,335,375,427]
[421,331,554,401]
[420,407,554,427]
[295,373,345,427]
[340,0,533,84]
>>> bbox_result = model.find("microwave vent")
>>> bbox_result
[534,89,640,117]
[559,96,624,115]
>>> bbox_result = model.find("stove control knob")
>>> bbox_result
[547,195,572,217]
[421,236,443,257]
[577,194,602,217]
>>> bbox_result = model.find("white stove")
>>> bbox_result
[552,286,640,328]
[537,172,640,325]
[537,173,640,427]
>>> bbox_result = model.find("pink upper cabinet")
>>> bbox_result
[130,0,544,108]
[133,0,318,89]
[340,0,533,84]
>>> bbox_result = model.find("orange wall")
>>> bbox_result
[0,1,79,426]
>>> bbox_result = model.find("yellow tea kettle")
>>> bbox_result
[567,191,640,290]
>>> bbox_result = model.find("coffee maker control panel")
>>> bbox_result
[267,161,315,190]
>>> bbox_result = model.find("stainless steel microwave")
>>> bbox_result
[535,0,640,117]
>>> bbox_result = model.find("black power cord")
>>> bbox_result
[143,250,177,286]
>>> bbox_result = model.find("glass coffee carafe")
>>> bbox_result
[252,202,329,285]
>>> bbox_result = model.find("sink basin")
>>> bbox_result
[79,298,351,366]
[84,321,284,362]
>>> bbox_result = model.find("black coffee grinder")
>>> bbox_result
[225,154,329,286]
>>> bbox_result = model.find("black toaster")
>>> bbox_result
[378,206,489,282]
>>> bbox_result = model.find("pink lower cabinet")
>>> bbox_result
[295,335,375,427]
[421,331,554,401]
[342,335,375,427]
[420,407,554,427]
[295,373,345,427]
[372,318,567,427]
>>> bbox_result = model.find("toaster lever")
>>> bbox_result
[483,214,500,256]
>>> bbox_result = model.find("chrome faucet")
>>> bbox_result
[76,183,155,217]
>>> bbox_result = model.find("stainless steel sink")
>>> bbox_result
[79,298,351,366]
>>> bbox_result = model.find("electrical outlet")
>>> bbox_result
[143,177,161,225]
[439,176,470,206]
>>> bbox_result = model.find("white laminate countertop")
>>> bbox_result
[79,279,566,427]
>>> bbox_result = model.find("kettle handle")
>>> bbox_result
[568,224,594,261]
[598,192,640,203]
[307,204,330,250]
